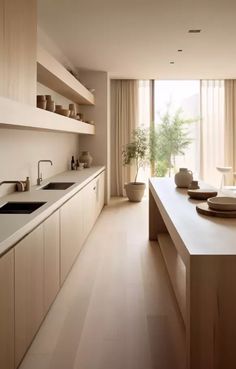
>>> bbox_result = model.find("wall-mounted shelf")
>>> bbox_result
[37,46,95,105]
[0,97,95,134]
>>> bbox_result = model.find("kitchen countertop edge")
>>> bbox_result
[0,166,105,257]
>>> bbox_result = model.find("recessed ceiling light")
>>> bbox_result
[188,29,201,33]
[170,61,175,64]
[177,49,183,52]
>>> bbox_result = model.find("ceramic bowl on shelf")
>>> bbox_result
[57,109,70,117]
[207,196,236,211]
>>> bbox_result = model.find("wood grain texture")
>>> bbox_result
[15,225,44,368]
[37,46,94,105]
[149,177,236,369]
[187,255,236,369]
[0,249,14,369]
[149,188,168,240]
[18,198,185,369]
[44,211,60,312]
[1,0,36,105]
[60,190,83,284]
[0,96,95,134]
[158,233,186,323]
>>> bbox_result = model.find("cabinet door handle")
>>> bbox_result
[93,186,96,190]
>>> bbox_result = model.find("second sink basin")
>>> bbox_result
[0,202,46,214]
[41,182,75,190]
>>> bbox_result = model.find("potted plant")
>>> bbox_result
[122,127,148,202]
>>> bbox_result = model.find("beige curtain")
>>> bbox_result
[111,80,139,196]
[224,80,236,185]
[200,80,225,186]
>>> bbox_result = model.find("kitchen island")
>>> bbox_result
[149,177,236,369]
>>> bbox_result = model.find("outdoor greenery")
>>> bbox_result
[122,127,149,182]
[123,106,196,181]
[150,106,196,177]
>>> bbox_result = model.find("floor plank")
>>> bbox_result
[19,197,186,369]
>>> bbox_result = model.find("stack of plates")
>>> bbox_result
[196,196,236,218]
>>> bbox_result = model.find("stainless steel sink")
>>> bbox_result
[0,202,46,214]
[40,182,75,190]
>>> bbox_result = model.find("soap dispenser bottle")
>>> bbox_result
[25,177,31,191]
[71,156,75,170]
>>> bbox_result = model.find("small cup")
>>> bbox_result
[37,100,47,109]
[46,100,55,112]
[189,180,200,190]
[45,95,53,102]
[78,162,85,170]
[37,95,46,101]
[69,104,76,118]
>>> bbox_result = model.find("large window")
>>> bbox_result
[137,79,225,186]
[154,80,200,177]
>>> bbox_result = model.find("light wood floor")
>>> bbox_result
[19,197,186,369]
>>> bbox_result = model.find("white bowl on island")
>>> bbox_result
[216,166,232,189]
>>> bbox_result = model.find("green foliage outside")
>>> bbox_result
[122,127,149,182]
[122,106,197,181]
[150,106,197,177]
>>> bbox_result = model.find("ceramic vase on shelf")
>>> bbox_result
[174,168,193,188]
[79,151,93,168]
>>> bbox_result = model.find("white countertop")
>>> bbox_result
[0,166,105,256]
[149,177,236,256]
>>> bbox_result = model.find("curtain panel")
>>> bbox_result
[200,80,225,186]
[111,80,139,196]
[224,80,236,184]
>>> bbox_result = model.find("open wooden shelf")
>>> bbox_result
[0,97,95,134]
[37,46,95,105]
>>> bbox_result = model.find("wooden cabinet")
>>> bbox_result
[0,250,14,369]
[60,190,83,283]
[0,0,36,105]
[15,211,60,368]
[81,178,97,239]
[44,211,60,312]
[60,171,105,283]
[96,171,105,217]
[0,171,105,368]
[15,225,44,368]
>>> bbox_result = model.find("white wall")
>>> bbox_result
[79,71,110,203]
[0,128,79,197]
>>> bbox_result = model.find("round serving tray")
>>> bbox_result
[196,202,236,218]
[188,189,218,200]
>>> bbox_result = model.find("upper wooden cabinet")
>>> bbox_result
[37,46,95,105]
[0,0,36,105]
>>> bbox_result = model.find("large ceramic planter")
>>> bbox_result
[125,182,146,202]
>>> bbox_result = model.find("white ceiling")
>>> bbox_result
[38,0,236,79]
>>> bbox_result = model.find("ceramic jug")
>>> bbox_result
[174,168,193,188]
[79,151,93,168]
